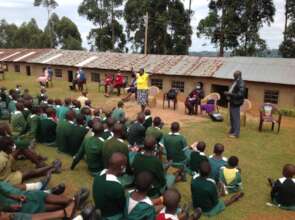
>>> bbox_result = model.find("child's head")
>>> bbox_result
[72,100,81,109]
[47,99,54,105]
[199,161,211,177]
[213,143,224,156]
[228,156,239,168]
[171,122,180,133]
[118,101,124,108]
[46,107,55,118]
[137,113,145,124]
[197,141,206,152]
[92,122,104,136]
[106,117,115,130]
[163,188,181,212]
[113,123,123,138]
[144,109,151,116]
[40,88,46,94]
[76,114,86,126]
[134,171,154,193]
[64,98,72,106]
[283,164,295,178]
[85,100,92,107]
[144,136,156,152]
[55,99,62,106]
[66,110,76,121]
[16,102,24,111]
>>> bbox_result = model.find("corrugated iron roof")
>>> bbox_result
[0,48,53,62]
[214,57,295,85]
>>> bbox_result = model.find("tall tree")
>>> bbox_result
[33,0,59,47]
[124,0,192,54]
[78,0,126,52]
[280,0,295,58]
[197,0,242,57]
[0,19,18,48]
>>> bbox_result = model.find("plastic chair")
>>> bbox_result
[240,99,252,126]
[258,103,282,133]
[148,86,160,108]
[200,93,221,113]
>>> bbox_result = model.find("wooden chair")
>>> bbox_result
[258,103,282,133]
[148,86,160,108]
[240,99,252,126]
[163,89,178,110]
[200,92,221,113]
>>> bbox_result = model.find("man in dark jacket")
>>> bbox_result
[225,71,245,138]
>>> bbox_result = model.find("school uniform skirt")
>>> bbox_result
[137,89,148,106]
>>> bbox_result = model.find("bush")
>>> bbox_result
[279,108,295,117]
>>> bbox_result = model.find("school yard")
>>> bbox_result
[2,72,295,220]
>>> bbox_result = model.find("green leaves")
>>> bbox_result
[33,0,58,9]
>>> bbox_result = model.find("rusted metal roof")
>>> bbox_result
[0,48,53,62]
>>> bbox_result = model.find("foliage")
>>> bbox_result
[0,20,18,48]
[33,0,58,9]
[124,0,192,54]
[280,108,295,117]
[78,0,126,52]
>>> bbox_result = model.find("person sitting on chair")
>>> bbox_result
[122,72,137,102]
[113,70,125,96]
[104,73,114,97]
[185,82,204,115]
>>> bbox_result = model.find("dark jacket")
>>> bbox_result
[230,79,245,107]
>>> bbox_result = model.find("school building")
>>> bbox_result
[0,48,295,111]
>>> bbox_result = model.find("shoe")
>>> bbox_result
[52,159,62,173]
[81,204,102,220]
[75,188,90,209]
[50,183,66,195]
[40,173,51,190]
[192,208,202,220]
[228,134,238,138]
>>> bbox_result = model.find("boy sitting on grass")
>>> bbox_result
[219,156,242,195]
[191,161,244,217]
[189,141,208,175]
[208,143,228,182]
[268,164,295,210]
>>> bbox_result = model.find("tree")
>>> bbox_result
[78,0,126,52]
[197,0,242,57]
[33,0,59,47]
[0,19,18,48]
[124,0,192,54]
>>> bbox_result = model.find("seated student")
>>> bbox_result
[160,122,188,170]
[127,113,146,148]
[132,136,169,197]
[77,91,89,107]
[143,109,152,129]
[101,117,115,140]
[15,85,22,98]
[37,89,48,105]
[8,92,18,113]
[71,121,105,175]
[157,188,202,220]
[191,161,244,217]
[11,102,28,137]
[72,100,81,115]
[126,171,156,220]
[93,152,127,219]
[0,138,62,185]
[208,143,228,182]
[66,114,89,156]
[146,117,164,145]
[104,73,114,97]
[36,107,57,144]
[53,98,62,113]
[268,164,295,210]
[80,106,93,123]
[0,180,89,216]
[185,82,204,115]
[113,71,125,96]
[122,72,137,102]
[111,101,125,123]
[56,98,71,121]
[219,156,242,194]
[189,141,208,175]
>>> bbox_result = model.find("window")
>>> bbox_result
[14,64,20,73]
[264,90,279,104]
[151,79,163,90]
[55,69,62,78]
[91,72,100,82]
[171,80,185,92]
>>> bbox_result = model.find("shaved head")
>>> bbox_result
[108,152,127,176]
[163,188,181,211]
[199,161,211,177]
[283,164,295,178]
[93,122,104,136]
[144,136,156,151]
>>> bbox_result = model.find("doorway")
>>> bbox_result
[68,70,73,82]
[211,84,229,107]
[26,66,31,76]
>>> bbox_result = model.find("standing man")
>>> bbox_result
[225,71,245,138]
[136,68,150,112]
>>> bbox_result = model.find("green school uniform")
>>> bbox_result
[56,105,70,121]
[93,169,125,219]
[55,119,70,150]
[160,132,188,164]
[0,181,46,214]
[126,190,156,220]
[111,108,125,122]
[145,126,163,143]
[73,136,105,174]
[143,115,152,129]
[65,124,88,156]
[208,155,228,182]
[10,213,32,220]
[189,151,208,174]
[132,153,166,197]
[11,111,27,136]
[8,100,17,113]
[191,175,225,216]
[27,114,40,139]
[102,137,129,168]
[219,167,242,193]
[127,122,145,147]
[36,118,57,144]
[101,129,114,141]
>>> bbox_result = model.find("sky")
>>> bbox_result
[0,0,285,52]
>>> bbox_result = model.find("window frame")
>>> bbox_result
[171,80,185,92]
[14,64,20,73]
[151,78,163,90]
[91,72,100,82]
[264,89,279,104]
[55,68,63,78]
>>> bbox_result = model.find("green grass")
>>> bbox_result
[3,72,295,220]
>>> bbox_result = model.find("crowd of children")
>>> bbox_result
[0,85,294,220]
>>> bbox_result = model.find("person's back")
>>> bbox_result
[190,152,208,174]
[111,102,125,122]
[36,116,57,144]
[209,155,227,182]
[145,126,163,144]
[161,133,187,163]
[66,121,88,156]
[127,121,145,146]
[102,137,128,167]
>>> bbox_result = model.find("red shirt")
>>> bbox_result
[114,74,124,86]
[105,75,113,85]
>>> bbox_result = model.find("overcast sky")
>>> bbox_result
[0,0,285,52]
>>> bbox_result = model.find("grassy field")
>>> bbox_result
[2,72,295,220]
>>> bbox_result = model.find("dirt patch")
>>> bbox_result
[244,212,295,220]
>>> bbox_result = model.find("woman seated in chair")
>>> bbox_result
[104,73,114,97]
[185,82,204,115]
[122,73,137,102]
[113,70,125,96]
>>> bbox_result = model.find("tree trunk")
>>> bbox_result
[284,0,288,40]
[111,0,115,50]
[219,0,225,57]
[186,0,192,54]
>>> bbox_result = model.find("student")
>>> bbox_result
[93,152,127,219]
[145,117,164,144]
[157,188,202,220]
[57,98,71,120]
[132,136,168,197]
[208,143,228,182]
[11,102,28,137]
[126,171,156,220]
[101,117,114,140]
[37,89,48,105]
[122,72,137,102]
[127,113,146,147]
[191,161,244,217]
[26,105,41,141]
[143,109,153,129]
[72,100,81,115]
[71,122,105,175]
[269,164,295,210]
[77,91,89,107]
[111,101,125,122]
[189,141,208,175]
[219,156,242,194]
[36,107,57,144]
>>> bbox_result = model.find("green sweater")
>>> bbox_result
[102,137,128,167]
